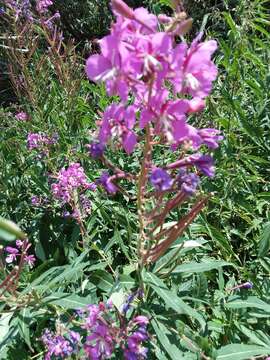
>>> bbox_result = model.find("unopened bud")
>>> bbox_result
[158,14,172,24]
[111,0,135,19]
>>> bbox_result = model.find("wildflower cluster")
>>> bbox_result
[42,297,149,360]
[86,0,222,263]
[42,329,80,360]
[4,239,36,267]
[3,0,59,28]
[27,132,58,152]
[86,0,222,196]
[51,163,95,221]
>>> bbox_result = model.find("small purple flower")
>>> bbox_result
[87,142,105,159]
[5,246,19,263]
[98,172,118,194]
[16,239,24,248]
[132,316,149,326]
[187,153,215,178]
[84,324,114,359]
[178,170,200,195]
[31,195,42,206]
[25,254,36,268]
[150,168,173,192]
[242,281,253,289]
[42,330,74,360]
[69,331,80,345]
[27,133,43,150]
[15,111,28,121]
[36,0,53,14]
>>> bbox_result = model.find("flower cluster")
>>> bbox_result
[4,0,59,28]
[86,0,222,196]
[4,0,33,21]
[36,0,54,14]
[4,240,36,268]
[27,132,58,152]
[51,163,96,220]
[41,329,80,360]
[42,299,149,359]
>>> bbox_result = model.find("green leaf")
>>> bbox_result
[43,293,93,309]
[0,312,13,342]
[143,272,205,328]
[91,270,114,292]
[226,296,270,313]
[151,319,186,360]
[168,260,233,274]
[258,222,270,257]
[217,344,270,360]
[18,308,32,350]
[0,217,26,242]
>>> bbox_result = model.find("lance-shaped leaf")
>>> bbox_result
[0,217,26,242]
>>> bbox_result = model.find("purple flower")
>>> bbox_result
[98,172,118,194]
[125,317,149,360]
[15,111,28,121]
[42,330,74,360]
[87,142,105,159]
[150,168,173,192]
[188,154,215,177]
[242,281,253,289]
[172,38,218,98]
[84,324,114,359]
[31,196,42,206]
[25,254,36,268]
[69,331,80,345]
[5,246,19,263]
[16,239,24,248]
[98,104,137,154]
[36,0,53,14]
[178,171,200,195]
[27,133,44,150]
[51,163,94,203]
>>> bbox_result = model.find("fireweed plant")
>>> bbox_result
[86,0,222,269]
[41,291,149,359]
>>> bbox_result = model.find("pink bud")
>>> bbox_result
[158,14,172,24]
[111,0,135,19]
[133,315,149,325]
[187,98,205,113]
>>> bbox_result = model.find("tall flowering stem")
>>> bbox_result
[86,0,222,271]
